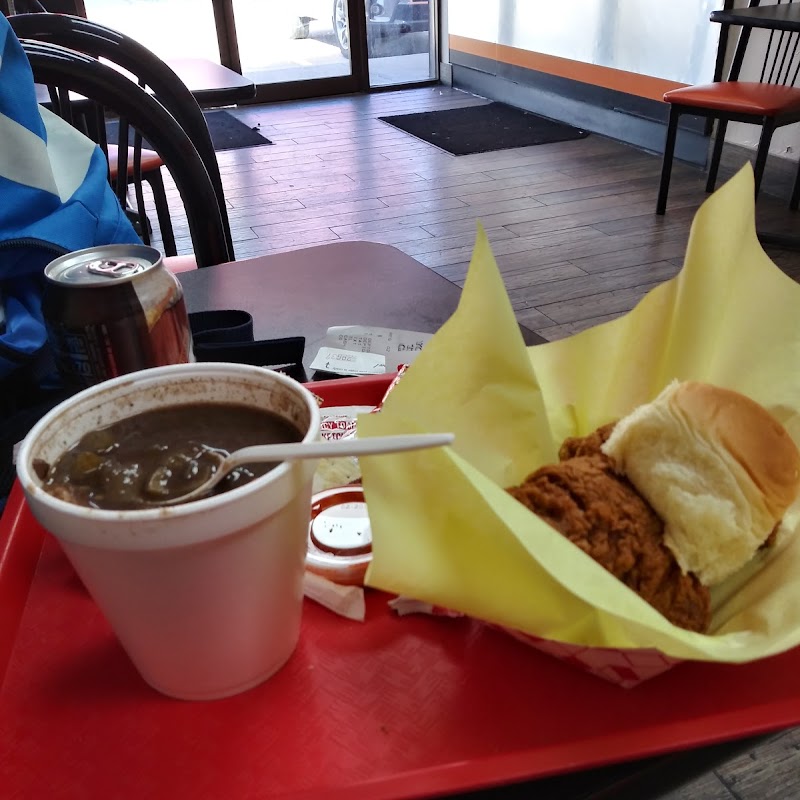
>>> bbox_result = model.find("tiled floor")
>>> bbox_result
[160,85,800,347]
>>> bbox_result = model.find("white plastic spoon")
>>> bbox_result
[150,432,455,506]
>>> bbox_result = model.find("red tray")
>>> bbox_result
[2,374,800,800]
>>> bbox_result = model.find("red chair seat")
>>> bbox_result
[163,254,198,273]
[106,143,164,177]
[663,81,800,116]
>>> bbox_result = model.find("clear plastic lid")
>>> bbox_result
[306,486,372,586]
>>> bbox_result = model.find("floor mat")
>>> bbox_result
[106,109,271,152]
[378,102,588,156]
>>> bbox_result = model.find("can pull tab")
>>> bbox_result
[86,259,145,278]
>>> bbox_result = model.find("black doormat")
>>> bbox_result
[106,109,272,152]
[378,102,589,156]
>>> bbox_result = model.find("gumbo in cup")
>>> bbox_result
[16,363,321,701]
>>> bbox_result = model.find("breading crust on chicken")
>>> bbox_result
[508,429,711,633]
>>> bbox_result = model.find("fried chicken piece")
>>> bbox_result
[558,421,617,460]
[508,453,711,633]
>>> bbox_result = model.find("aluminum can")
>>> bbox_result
[42,244,194,388]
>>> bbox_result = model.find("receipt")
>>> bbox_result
[325,325,432,368]
[310,347,386,376]
[311,326,433,376]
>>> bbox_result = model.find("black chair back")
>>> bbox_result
[9,12,234,258]
[728,0,800,85]
[21,38,231,268]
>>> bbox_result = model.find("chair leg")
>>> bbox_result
[144,168,177,257]
[753,119,776,199]
[132,176,151,246]
[656,106,681,215]
[706,118,727,194]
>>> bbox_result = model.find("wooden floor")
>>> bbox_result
[164,85,800,344]
[164,86,800,800]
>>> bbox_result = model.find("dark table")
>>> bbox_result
[178,241,546,371]
[34,55,254,109]
[711,2,800,31]
[176,242,780,799]
[166,56,255,107]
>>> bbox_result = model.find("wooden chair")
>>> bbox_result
[10,12,234,262]
[656,0,800,215]
[21,38,231,268]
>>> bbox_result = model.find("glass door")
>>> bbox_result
[233,2,352,85]
[230,0,437,98]
[364,0,437,88]
[81,0,437,102]
[82,0,221,62]
[227,0,365,101]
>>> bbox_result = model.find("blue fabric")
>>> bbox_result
[0,17,45,132]
[0,15,141,380]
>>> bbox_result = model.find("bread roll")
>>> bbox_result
[601,381,800,586]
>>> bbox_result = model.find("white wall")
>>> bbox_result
[446,0,721,86]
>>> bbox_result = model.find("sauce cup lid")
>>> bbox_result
[306,486,371,586]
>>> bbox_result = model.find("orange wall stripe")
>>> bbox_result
[449,35,688,102]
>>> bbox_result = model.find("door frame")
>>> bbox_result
[212,0,436,103]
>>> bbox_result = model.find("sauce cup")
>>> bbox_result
[16,363,321,701]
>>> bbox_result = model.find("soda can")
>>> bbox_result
[42,244,194,388]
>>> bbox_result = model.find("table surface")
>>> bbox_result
[166,56,255,106]
[34,55,255,108]
[711,3,800,32]
[177,241,546,371]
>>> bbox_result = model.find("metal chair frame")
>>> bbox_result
[657,0,800,214]
[10,12,234,258]
[21,38,231,268]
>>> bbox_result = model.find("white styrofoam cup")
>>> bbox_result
[16,363,321,701]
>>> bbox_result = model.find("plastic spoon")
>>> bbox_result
[149,432,455,506]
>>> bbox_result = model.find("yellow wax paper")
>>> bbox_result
[357,164,800,663]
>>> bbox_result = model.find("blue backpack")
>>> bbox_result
[0,14,140,382]
[0,16,141,510]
